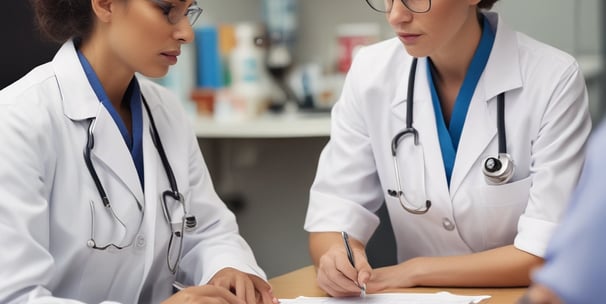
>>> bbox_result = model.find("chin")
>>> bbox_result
[402,45,429,59]
[139,67,170,79]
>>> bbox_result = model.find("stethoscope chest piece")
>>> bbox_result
[482,153,514,185]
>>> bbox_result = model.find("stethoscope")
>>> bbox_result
[388,58,515,215]
[83,96,197,275]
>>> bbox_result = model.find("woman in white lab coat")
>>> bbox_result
[305,0,592,297]
[0,1,276,304]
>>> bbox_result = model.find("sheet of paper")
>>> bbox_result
[279,292,491,304]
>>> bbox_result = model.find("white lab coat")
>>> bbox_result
[305,12,592,261]
[0,40,265,304]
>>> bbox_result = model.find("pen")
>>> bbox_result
[341,231,366,297]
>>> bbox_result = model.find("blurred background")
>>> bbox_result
[2,0,603,278]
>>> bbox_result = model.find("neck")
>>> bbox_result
[79,33,135,109]
[429,11,483,85]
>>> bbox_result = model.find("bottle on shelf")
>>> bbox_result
[229,23,272,120]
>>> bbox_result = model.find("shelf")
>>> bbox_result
[195,112,331,138]
[193,54,602,139]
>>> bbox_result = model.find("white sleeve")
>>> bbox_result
[304,47,384,245]
[514,61,592,257]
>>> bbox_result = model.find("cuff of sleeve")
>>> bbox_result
[304,191,380,245]
[199,257,267,285]
[514,215,558,257]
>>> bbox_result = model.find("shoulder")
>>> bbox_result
[137,76,194,134]
[0,62,61,128]
[0,63,57,106]
[349,38,411,75]
[138,76,180,107]
[493,12,579,77]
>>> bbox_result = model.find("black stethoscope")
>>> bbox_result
[83,97,197,275]
[388,58,515,215]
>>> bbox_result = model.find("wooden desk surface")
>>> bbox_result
[269,266,526,303]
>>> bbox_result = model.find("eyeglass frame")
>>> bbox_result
[365,0,432,14]
[148,0,203,25]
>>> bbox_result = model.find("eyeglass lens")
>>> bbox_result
[169,1,203,25]
[366,0,431,13]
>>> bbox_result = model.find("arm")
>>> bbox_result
[369,245,542,290]
[171,97,274,304]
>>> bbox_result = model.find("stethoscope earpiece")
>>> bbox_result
[482,153,514,185]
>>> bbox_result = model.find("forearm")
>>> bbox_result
[381,245,543,288]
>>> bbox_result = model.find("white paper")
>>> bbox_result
[279,292,491,304]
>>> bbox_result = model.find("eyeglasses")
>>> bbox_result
[149,0,203,25]
[365,0,432,13]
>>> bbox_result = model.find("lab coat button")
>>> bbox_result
[136,234,146,247]
[442,218,455,231]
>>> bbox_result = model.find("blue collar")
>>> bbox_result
[427,15,496,186]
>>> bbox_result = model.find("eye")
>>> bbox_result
[154,0,175,15]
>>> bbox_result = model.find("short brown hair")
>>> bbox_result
[29,0,94,43]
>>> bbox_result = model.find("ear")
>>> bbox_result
[91,0,114,23]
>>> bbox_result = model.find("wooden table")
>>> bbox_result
[269,266,526,303]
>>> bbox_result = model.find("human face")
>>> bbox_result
[107,0,198,78]
[386,0,480,58]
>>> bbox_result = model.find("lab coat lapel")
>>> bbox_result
[139,98,162,286]
[90,109,145,204]
[391,57,451,197]
[449,12,523,196]
[53,39,145,204]
[449,93,496,194]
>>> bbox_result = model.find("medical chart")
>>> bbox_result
[279,292,491,304]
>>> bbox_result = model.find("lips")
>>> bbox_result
[398,33,421,44]
[161,50,181,57]
[161,50,181,65]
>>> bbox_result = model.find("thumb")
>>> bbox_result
[354,252,372,286]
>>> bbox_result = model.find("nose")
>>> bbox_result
[387,0,414,25]
[173,19,195,44]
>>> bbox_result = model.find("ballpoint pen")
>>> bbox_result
[341,231,366,297]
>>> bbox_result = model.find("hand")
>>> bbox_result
[316,239,372,297]
[209,267,278,304]
[161,284,245,304]
[365,260,419,292]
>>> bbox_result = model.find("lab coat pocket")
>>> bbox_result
[476,176,532,249]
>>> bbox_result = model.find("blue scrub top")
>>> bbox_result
[427,16,495,186]
[77,52,145,189]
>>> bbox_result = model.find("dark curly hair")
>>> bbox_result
[478,0,499,10]
[29,0,94,43]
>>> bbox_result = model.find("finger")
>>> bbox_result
[242,276,256,304]
[250,276,278,304]
[354,254,373,287]
[318,264,360,297]
[183,285,244,304]
[210,276,233,291]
